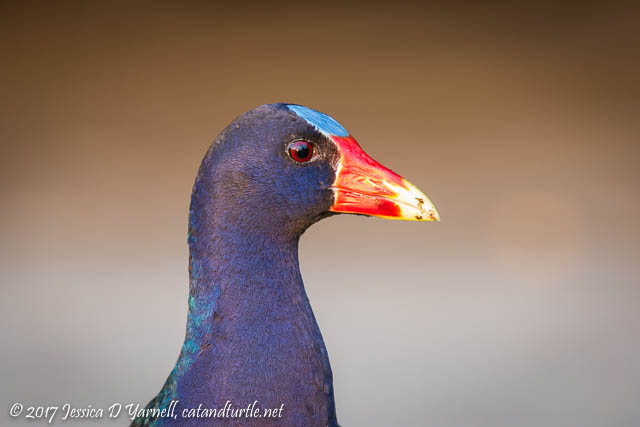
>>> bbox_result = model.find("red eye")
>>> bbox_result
[288,141,313,163]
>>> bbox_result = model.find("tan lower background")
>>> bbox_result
[1,2,639,426]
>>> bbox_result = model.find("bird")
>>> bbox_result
[132,103,439,426]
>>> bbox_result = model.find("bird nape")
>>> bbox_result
[131,103,439,427]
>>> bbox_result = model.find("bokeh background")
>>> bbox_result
[2,2,639,426]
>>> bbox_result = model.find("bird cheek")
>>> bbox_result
[316,167,333,189]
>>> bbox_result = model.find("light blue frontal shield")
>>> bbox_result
[286,104,349,137]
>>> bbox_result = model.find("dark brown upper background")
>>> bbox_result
[1,2,639,426]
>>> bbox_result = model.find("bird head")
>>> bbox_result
[193,103,439,238]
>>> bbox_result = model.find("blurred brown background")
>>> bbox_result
[1,1,639,426]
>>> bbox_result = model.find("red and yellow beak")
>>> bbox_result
[329,136,440,221]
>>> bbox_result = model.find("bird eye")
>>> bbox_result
[288,141,313,163]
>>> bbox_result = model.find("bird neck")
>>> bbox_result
[180,219,305,369]
[166,203,336,424]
